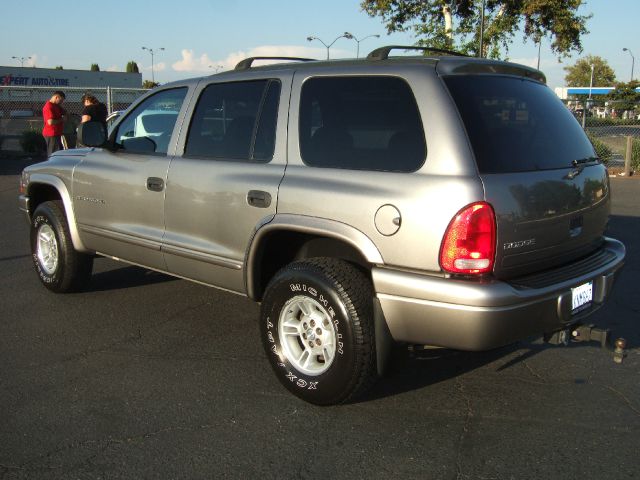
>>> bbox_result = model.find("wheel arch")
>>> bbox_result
[245,214,383,302]
[27,174,88,252]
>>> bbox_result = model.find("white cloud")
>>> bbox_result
[172,45,346,74]
[172,49,217,72]
[137,62,164,72]
[105,65,119,72]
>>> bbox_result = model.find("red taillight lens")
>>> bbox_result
[440,202,496,274]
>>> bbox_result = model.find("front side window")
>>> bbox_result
[115,88,187,155]
[184,80,281,162]
[299,76,426,172]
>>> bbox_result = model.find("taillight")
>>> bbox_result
[440,202,496,274]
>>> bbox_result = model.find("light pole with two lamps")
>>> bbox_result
[306,34,350,60]
[343,32,380,58]
[12,56,32,68]
[623,47,635,82]
[141,46,164,84]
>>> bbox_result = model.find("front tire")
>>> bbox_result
[30,200,93,293]
[260,258,377,405]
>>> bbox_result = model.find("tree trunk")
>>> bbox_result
[442,2,453,46]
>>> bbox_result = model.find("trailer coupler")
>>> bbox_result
[545,324,627,364]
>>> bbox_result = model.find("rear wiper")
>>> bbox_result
[572,156,600,167]
[566,156,599,179]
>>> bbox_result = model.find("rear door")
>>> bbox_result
[73,87,189,270]
[162,75,290,293]
[443,74,610,279]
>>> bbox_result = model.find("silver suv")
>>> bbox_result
[19,47,625,405]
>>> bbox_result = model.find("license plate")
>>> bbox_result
[571,281,593,313]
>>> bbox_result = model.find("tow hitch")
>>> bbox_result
[545,324,627,364]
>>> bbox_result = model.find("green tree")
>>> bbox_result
[54,65,63,70]
[142,80,159,89]
[90,63,100,71]
[360,0,590,59]
[564,56,616,87]
[606,81,640,113]
[126,61,139,73]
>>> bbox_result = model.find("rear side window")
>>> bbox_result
[299,76,426,172]
[444,76,596,173]
[185,80,280,162]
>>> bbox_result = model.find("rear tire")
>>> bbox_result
[260,258,377,405]
[30,200,93,293]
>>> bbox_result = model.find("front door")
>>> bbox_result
[73,87,189,270]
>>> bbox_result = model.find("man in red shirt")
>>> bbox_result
[42,91,66,155]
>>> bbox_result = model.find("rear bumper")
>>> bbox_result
[372,237,626,350]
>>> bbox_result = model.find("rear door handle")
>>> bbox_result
[147,177,164,192]
[247,190,271,208]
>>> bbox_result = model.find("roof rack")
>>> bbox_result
[367,45,468,61]
[234,56,315,71]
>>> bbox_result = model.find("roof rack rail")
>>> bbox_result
[234,56,315,71]
[367,45,468,61]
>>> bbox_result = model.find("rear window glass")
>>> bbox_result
[444,76,596,173]
[299,76,426,172]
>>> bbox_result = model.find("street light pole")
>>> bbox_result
[343,32,380,58]
[11,56,31,67]
[307,34,349,60]
[141,46,165,84]
[583,63,594,129]
[623,47,635,82]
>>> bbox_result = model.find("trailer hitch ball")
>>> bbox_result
[613,338,627,364]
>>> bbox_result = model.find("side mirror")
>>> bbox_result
[77,121,108,148]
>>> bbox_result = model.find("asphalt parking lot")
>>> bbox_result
[1,154,638,480]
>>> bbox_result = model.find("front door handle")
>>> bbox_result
[247,190,271,208]
[147,177,164,192]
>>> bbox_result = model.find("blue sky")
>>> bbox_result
[1,0,637,90]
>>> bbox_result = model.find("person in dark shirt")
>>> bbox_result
[80,93,108,127]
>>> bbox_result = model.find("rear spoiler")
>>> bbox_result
[436,58,546,83]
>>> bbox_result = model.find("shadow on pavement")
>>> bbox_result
[85,264,178,292]
[364,210,640,403]
[0,253,31,263]
[363,335,630,403]
[363,343,524,402]
[0,151,45,175]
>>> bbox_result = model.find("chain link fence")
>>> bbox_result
[0,86,146,151]
[566,97,640,174]
[4,85,639,174]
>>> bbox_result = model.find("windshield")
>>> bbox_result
[444,75,596,173]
